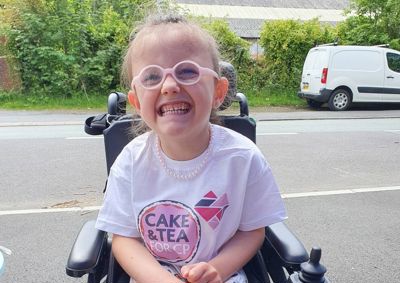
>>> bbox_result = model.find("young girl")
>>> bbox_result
[96,13,286,283]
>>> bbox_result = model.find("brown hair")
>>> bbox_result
[121,13,221,88]
[121,13,223,135]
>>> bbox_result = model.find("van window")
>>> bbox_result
[304,49,327,70]
[332,50,381,71]
[387,52,400,73]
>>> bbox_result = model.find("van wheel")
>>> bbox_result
[328,89,351,111]
[306,99,323,109]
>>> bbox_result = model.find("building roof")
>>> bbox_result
[177,0,349,9]
[176,0,350,38]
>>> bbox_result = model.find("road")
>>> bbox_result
[0,109,399,282]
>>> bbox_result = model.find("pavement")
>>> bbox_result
[1,105,400,127]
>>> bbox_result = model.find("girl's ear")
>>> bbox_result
[128,90,141,114]
[213,77,229,109]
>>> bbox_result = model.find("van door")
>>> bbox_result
[301,48,328,95]
[383,51,400,102]
[330,49,383,102]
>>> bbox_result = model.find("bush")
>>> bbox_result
[259,19,336,89]
[201,19,278,94]
[201,19,263,93]
[201,19,251,67]
[3,0,158,97]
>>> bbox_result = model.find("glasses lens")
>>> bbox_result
[140,66,163,88]
[174,62,200,84]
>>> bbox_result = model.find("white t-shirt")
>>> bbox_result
[96,124,286,267]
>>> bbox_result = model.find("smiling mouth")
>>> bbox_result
[159,102,191,116]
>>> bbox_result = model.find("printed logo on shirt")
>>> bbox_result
[138,201,201,263]
[194,191,229,230]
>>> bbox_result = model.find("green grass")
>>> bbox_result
[0,88,306,110]
[246,87,306,107]
[0,91,107,111]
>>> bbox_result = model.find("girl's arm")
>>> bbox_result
[112,234,183,283]
[181,228,265,283]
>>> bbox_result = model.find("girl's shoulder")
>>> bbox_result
[212,124,258,150]
[212,124,267,165]
[126,131,153,148]
[117,131,154,161]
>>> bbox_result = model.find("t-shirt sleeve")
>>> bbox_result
[95,148,141,237]
[239,152,287,231]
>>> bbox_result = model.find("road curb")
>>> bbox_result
[0,121,83,127]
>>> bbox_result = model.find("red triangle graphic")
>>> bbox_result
[204,191,217,199]
[195,207,220,221]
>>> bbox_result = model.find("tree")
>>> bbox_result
[337,0,400,49]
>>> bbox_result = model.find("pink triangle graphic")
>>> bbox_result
[216,209,223,220]
[209,217,219,229]
[212,193,229,207]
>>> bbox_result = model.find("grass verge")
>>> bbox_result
[0,87,306,111]
[245,87,306,107]
[0,91,107,111]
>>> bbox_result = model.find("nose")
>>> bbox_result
[161,74,180,95]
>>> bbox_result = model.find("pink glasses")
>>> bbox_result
[131,60,219,90]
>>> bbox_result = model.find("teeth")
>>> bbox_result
[160,103,190,116]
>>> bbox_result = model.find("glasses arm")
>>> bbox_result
[199,67,219,79]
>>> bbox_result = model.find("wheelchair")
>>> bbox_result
[66,63,329,283]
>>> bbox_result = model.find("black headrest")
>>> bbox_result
[218,61,237,111]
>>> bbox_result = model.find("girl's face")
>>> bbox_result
[128,26,228,145]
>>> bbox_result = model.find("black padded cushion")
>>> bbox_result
[263,222,309,266]
[218,61,237,111]
[66,220,108,277]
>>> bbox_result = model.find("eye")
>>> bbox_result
[143,73,161,82]
[141,70,162,86]
[175,64,199,81]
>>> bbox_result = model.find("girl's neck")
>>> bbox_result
[157,124,212,161]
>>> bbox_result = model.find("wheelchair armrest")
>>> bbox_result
[263,222,309,268]
[66,220,109,278]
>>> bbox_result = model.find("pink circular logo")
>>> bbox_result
[138,201,200,263]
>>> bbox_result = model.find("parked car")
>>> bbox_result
[298,44,400,111]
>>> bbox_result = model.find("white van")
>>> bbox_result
[298,45,400,110]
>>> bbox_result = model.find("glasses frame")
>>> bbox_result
[131,60,219,90]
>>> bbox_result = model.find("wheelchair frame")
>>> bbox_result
[66,91,312,283]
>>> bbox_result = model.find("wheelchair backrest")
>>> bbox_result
[103,112,256,175]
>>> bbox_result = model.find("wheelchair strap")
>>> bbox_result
[85,114,108,135]
[84,113,133,135]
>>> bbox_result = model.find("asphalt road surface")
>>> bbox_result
[0,108,399,283]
